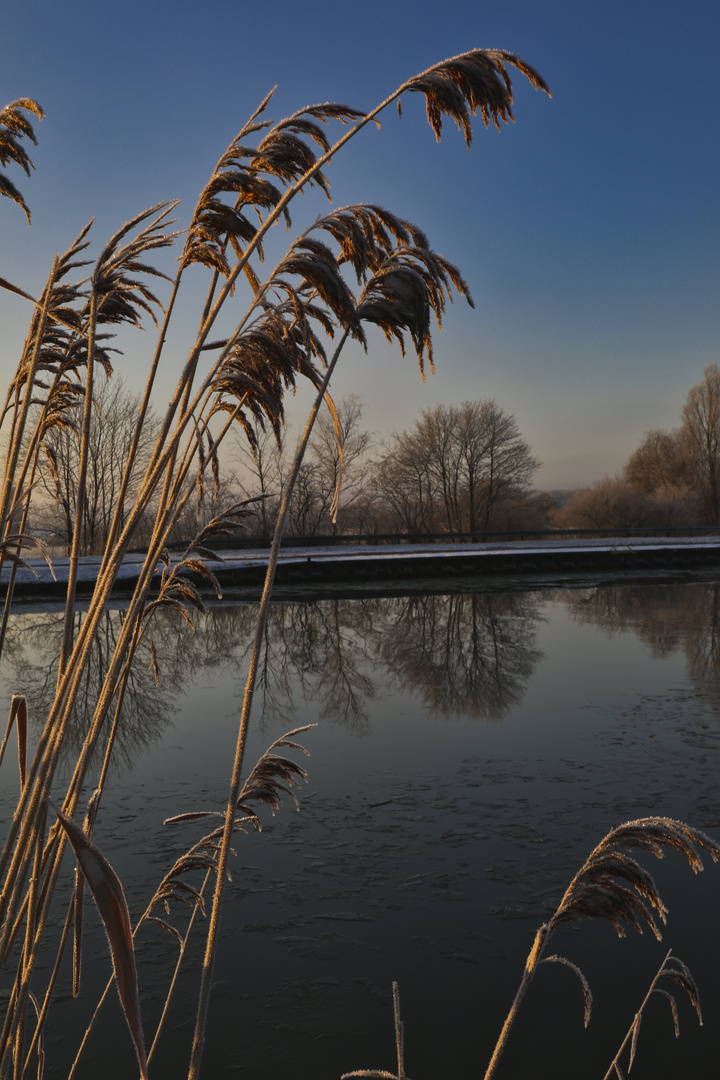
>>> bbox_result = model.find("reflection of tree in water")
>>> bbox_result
[221,600,378,733]
[685,586,720,684]
[370,592,543,721]
[1,608,205,770]
[288,599,377,732]
[559,582,720,696]
[11,583,720,770]
[219,593,543,729]
[2,590,546,775]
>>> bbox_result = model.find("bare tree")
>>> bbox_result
[233,422,284,536]
[681,363,720,525]
[624,428,690,494]
[470,401,541,531]
[234,395,372,537]
[552,475,649,530]
[373,399,540,535]
[36,379,159,554]
[603,366,720,532]
[167,461,251,545]
[372,426,437,533]
[301,393,372,534]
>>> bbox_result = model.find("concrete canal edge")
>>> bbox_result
[5,537,720,600]
[236,538,720,588]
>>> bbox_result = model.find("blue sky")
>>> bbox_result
[1,0,718,488]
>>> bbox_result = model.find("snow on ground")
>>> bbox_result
[2,536,720,589]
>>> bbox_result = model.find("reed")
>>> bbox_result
[342,982,407,1080]
[483,816,720,1079]
[342,817,719,1079]
[0,97,43,224]
[0,48,550,1079]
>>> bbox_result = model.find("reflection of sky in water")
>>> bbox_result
[2,583,720,1078]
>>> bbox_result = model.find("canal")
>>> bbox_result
[2,576,720,1078]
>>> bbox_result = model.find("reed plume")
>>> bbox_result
[62,727,313,1077]
[0,97,44,223]
[0,47,550,1080]
[342,819,718,1080]
[483,817,720,1080]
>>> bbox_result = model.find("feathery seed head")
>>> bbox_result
[91,203,179,327]
[0,97,44,222]
[357,243,472,378]
[404,49,550,146]
[550,817,720,941]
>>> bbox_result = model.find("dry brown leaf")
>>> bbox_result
[49,801,148,1080]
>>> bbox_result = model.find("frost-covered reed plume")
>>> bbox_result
[484,816,719,1079]
[344,817,719,1079]
[0,96,43,224]
[0,49,550,1079]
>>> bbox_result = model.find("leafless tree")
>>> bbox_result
[624,428,690,494]
[234,395,372,537]
[681,363,720,525]
[298,393,372,534]
[597,366,720,532]
[372,426,437,532]
[36,379,159,554]
[373,399,540,535]
[233,422,284,536]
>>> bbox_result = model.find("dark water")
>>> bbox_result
[3,580,720,1078]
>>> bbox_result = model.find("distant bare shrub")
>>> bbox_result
[552,473,699,531]
[617,365,720,529]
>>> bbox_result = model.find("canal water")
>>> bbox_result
[2,577,720,1078]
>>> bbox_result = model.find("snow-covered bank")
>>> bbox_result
[3,535,720,597]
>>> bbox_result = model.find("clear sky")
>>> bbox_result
[1,0,718,489]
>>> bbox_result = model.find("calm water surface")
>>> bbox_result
[2,579,720,1079]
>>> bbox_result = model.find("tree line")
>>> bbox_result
[35,364,720,554]
[554,364,720,531]
[32,388,544,552]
